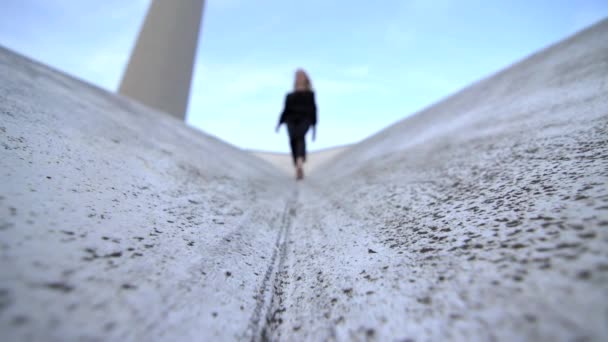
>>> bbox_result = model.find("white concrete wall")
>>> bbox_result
[118,0,205,120]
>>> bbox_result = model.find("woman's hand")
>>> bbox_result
[312,125,316,141]
[275,123,280,133]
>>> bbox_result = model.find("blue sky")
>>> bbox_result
[1,1,607,152]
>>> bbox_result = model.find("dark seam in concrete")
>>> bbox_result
[260,191,297,342]
[246,188,297,341]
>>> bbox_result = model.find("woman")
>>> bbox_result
[276,69,317,180]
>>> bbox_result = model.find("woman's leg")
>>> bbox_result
[287,120,310,179]
[301,134,307,163]
[287,122,298,165]
[289,137,298,165]
[295,121,310,163]
[295,122,310,180]
[295,156,304,180]
[294,134,305,180]
[295,135,306,163]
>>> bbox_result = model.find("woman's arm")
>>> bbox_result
[309,93,317,141]
[311,94,317,126]
[277,94,290,131]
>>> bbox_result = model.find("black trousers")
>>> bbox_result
[286,119,311,165]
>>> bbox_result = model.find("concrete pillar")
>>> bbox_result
[118,0,205,120]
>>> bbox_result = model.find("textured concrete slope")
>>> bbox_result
[0,47,292,341]
[269,20,608,340]
[1,19,608,342]
[323,19,608,177]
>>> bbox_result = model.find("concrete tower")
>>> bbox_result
[119,0,205,120]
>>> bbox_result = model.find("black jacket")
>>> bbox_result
[279,90,317,126]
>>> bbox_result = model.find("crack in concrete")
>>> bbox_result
[246,188,298,341]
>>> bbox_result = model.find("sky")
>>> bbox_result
[1,1,607,153]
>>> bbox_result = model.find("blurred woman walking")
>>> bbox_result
[276,69,318,180]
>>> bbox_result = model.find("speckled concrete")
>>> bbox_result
[1,19,607,342]
[278,20,608,340]
[0,47,293,341]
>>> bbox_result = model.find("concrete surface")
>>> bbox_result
[1,18,608,341]
[252,145,350,176]
[289,19,608,340]
[119,0,205,120]
[1,46,292,341]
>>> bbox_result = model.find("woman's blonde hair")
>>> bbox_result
[294,68,313,91]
